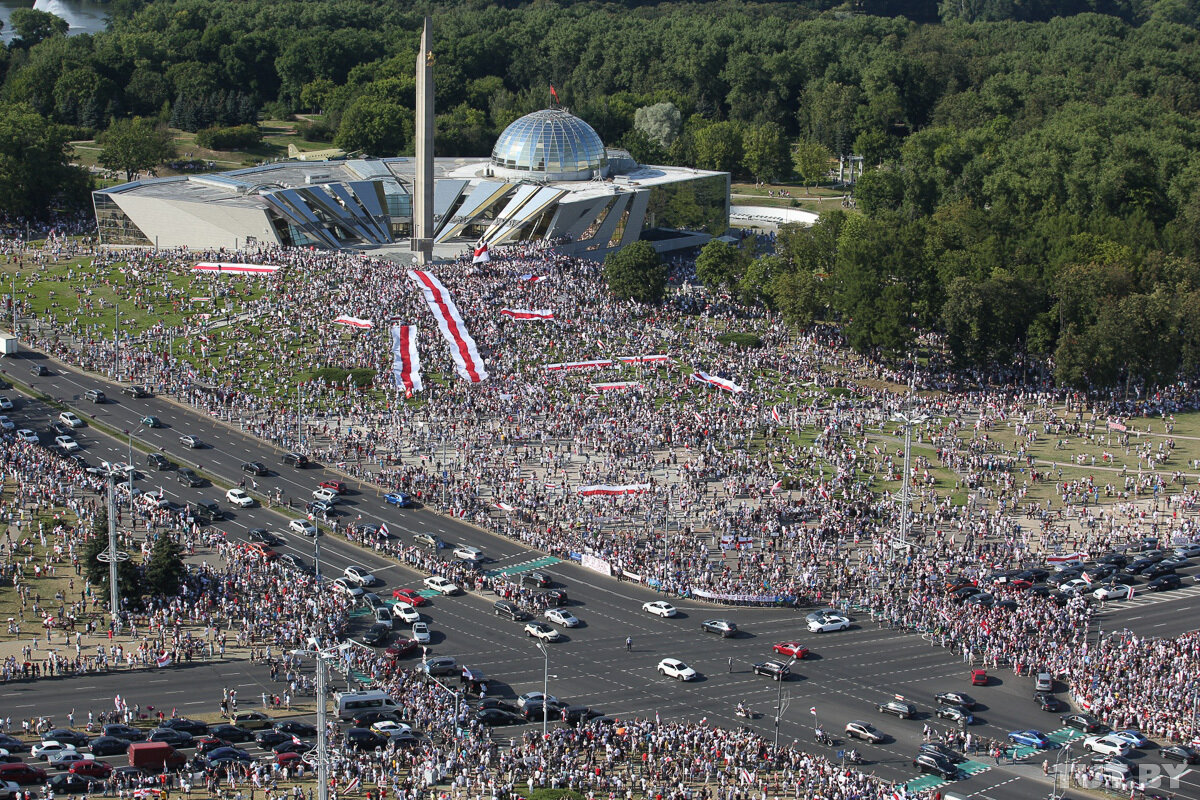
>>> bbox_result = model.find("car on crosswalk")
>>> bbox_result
[1008,730,1052,749]
[423,576,459,595]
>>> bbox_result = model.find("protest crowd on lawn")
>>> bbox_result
[4,221,1200,797]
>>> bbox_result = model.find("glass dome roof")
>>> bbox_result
[490,108,608,181]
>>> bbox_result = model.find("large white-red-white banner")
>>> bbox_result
[334,315,373,329]
[617,355,671,364]
[589,381,643,391]
[192,262,280,275]
[407,270,488,383]
[544,359,613,371]
[500,308,554,321]
[390,325,422,396]
[691,370,745,393]
[577,483,650,496]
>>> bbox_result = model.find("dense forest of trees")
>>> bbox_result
[2,0,1199,387]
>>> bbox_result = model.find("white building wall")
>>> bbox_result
[112,194,280,248]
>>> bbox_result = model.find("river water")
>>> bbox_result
[0,0,108,42]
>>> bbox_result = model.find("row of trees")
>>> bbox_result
[82,509,186,602]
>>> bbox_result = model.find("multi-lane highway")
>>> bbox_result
[5,349,1200,800]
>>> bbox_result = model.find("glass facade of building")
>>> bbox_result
[643,174,729,237]
[491,109,608,181]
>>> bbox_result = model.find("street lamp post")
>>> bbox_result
[10,270,17,337]
[891,380,928,555]
[536,642,551,737]
[96,473,129,634]
[125,424,145,524]
[774,657,796,748]
[425,676,462,757]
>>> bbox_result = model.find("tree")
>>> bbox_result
[741,122,790,183]
[334,97,410,156]
[771,269,824,328]
[695,240,748,292]
[0,103,89,216]
[634,102,682,149]
[692,121,743,174]
[9,8,67,47]
[144,533,186,596]
[82,508,141,606]
[854,168,905,216]
[604,240,667,304]
[98,117,177,182]
[791,138,832,192]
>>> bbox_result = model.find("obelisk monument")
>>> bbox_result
[412,15,434,264]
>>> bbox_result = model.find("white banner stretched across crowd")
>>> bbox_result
[577,483,650,496]
[334,315,373,329]
[407,270,488,383]
[500,308,555,321]
[579,553,613,576]
[617,354,671,364]
[690,587,786,603]
[192,262,281,275]
[544,359,613,371]
[692,370,745,393]
[390,325,422,397]
[589,381,643,391]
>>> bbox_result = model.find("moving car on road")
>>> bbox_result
[876,700,916,719]
[772,642,810,658]
[751,660,791,680]
[384,492,412,507]
[807,614,850,633]
[423,576,459,595]
[701,619,737,637]
[642,601,677,618]
[179,434,202,448]
[1085,734,1132,757]
[241,462,268,476]
[225,488,254,507]
[845,721,885,743]
[657,658,697,681]
[289,519,318,537]
[1008,730,1053,749]
[935,691,976,709]
[58,411,84,428]
[545,608,579,627]
[524,621,561,642]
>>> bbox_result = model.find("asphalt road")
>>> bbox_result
[5,351,1200,800]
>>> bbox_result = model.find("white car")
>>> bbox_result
[545,608,580,627]
[15,429,37,444]
[311,487,339,504]
[517,692,558,709]
[1059,578,1092,594]
[453,544,484,562]
[370,720,413,739]
[1109,730,1150,748]
[0,779,21,800]
[372,606,393,627]
[289,519,317,536]
[178,434,202,448]
[47,750,93,768]
[0,416,13,431]
[225,488,254,507]
[58,411,83,428]
[32,740,76,759]
[411,622,431,643]
[54,435,80,452]
[524,622,561,642]
[1085,734,1132,757]
[807,614,851,633]
[344,565,376,586]
[657,658,697,681]
[423,575,460,595]
[0,396,13,410]
[392,603,420,624]
[330,578,364,599]
[1092,584,1133,601]
[643,601,677,618]
[1174,543,1200,558]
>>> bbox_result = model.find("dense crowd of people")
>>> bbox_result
[5,229,1200,798]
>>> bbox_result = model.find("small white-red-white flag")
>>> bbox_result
[772,406,781,423]
[473,242,490,263]
[770,480,782,496]
[495,501,514,511]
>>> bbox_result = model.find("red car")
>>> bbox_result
[971,668,988,686]
[392,588,427,606]
[1008,579,1033,590]
[319,480,348,494]
[245,542,279,560]
[70,760,113,779]
[772,642,810,659]
[275,751,304,767]
[385,638,418,659]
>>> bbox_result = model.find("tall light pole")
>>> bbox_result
[113,302,120,381]
[425,676,462,757]
[774,657,796,748]
[10,270,17,337]
[297,381,303,452]
[125,424,145,524]
[535,642,551,737]
[293,640,336,800]
[96,473,129,634]
[891,366,928,555]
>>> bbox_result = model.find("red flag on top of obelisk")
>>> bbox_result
[550,84,560,104]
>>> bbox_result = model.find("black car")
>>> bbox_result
[520,571,553,588]
[476,698,521,715]
[920,742,966,764]
[950,586,980,602]
[1085,564,1116,581]
[282,452,309,468]
[206,747,252,764]
[752,660,791,680]
[146,453,172,470]
[1096,553,1129,567]
[343,728,387,752]
[0,735,28,754]
[273,721,317,737]
[194,500,224,521]
[272,740,313,755]
[50,421,72,436]
[162,717,208,736]
[1126,558,1158,574]
[248,528,283,546]
[521,700,568,721]
[101,724,145,742]
[1017,568,1051,582]
[279,553,311,572]
[241,461,269,476]
[476,709,526,727]
[534,589,568,607]
[42,729,91,748]
[351,711,401,728]
[177,468,203,487]
[913,752,958,780]
[1061,713,1105,733]
[1143,563,1178,580]
[88,736,131,756]
[963,592,994,607]
[208,724,255,743]
[254,730,291,748]
[1161,745,1200,764]
[363,622,391,646]
[123,385,150,398]
[1148,574,1182,591]
[147,728,194,747]
[29,364,48,376]
[935,691,976,709]
[195,737,232,755]
[1035,693,1066,712]
[701,619,738,637]
[48,773,102,793]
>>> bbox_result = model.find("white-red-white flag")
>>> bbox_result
[473,242,490,263]
[391,325,423,395]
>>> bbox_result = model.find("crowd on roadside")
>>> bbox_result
[7,229,1200,764]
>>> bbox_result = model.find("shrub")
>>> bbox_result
[195,124,262,151]
[715,332,763,348]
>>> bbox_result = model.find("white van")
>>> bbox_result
[333,689,400,720]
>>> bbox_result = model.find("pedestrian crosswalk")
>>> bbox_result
[1008,727,1086,761]
[1108,583,1200,608]
[902,759,992,793]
